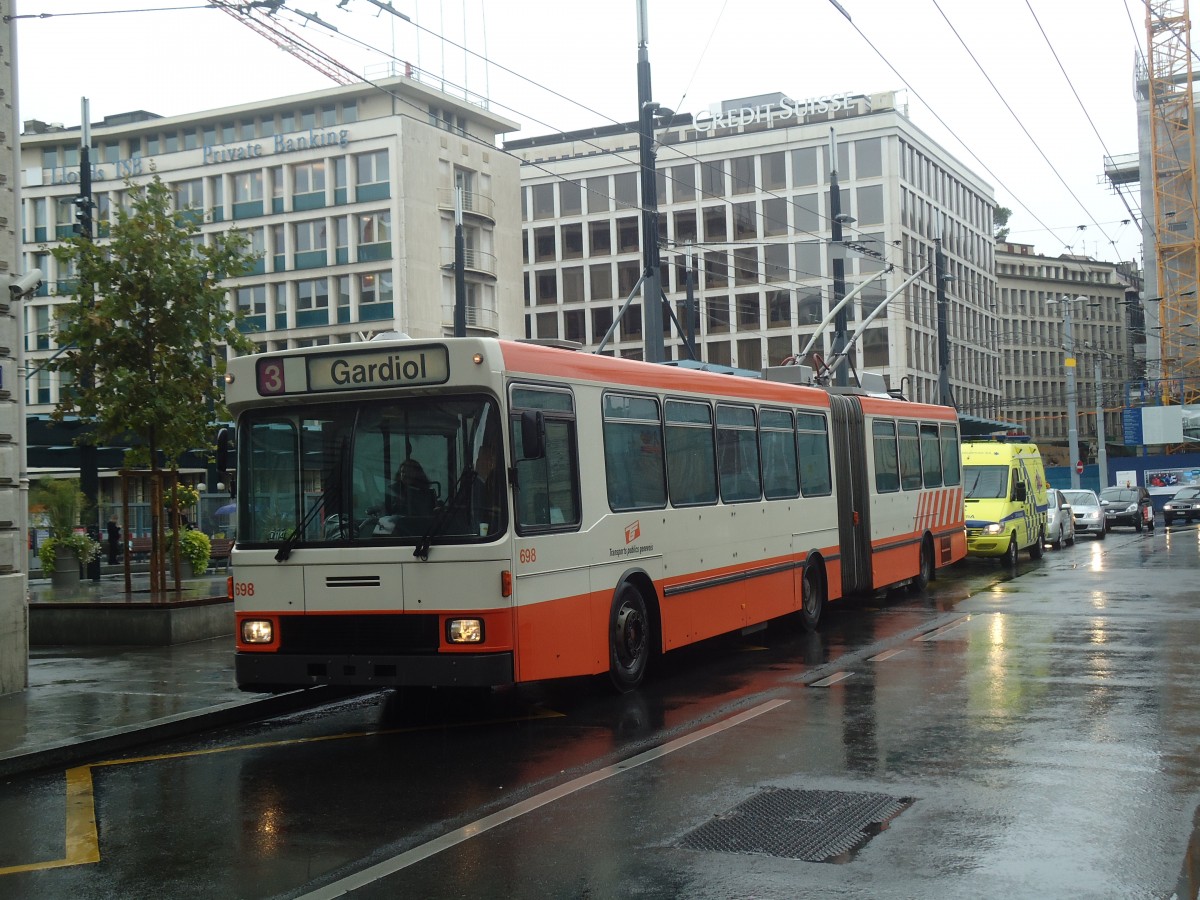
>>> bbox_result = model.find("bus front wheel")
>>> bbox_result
[609,583,651,692]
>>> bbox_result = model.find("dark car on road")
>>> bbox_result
[1163,486,1200,525]
[1099,486,1154,532]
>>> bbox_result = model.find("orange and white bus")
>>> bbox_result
[224,336,965,692]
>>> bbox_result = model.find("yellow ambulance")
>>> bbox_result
[962,439,1049,565]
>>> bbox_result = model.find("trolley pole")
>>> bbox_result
[636,0,665,363]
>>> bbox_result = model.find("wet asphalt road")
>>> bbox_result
[1,523,1198,899]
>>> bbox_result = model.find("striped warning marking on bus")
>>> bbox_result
[915,486,964,531]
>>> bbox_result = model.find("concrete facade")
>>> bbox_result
[507,90,1001,414]
[18,74,521,529]
[996,241,1139,460]
[1,9,28,694]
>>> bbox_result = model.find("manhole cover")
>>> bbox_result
[678,788,913,863]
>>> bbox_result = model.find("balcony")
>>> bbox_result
[440,246,497,277]
[441,303,499,334]
[437,188,495,223]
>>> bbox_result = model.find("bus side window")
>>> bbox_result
[872,419,900,493]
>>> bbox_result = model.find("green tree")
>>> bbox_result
[49,174,255,588]
[994,206,1012,243]
[49,173,254,468]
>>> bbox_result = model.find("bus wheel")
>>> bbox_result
[1001,536,1018,567]
[909,537,934,593]
[609,583,651,692]
[1028,529,1045,560]
[799,564,825,632]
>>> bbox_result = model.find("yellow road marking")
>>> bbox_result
[0,707,563,876]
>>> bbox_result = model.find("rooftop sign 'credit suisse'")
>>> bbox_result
[255,345,450,396]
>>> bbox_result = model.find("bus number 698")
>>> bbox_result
[519,548,536,565]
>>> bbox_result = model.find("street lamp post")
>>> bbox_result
[1051,295,1085,490]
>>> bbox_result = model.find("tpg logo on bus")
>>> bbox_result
[625,521,641,544]
[306,345,450,393]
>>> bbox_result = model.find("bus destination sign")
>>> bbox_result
[255,345,450,396]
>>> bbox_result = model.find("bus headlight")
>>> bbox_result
[985,523,1003,534]
[241,619,274,644]
[448,618,483,643]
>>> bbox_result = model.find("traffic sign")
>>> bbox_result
[1076,460,1084,475]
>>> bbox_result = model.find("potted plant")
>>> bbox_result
[31,478,102,588]
[169,528,211,578]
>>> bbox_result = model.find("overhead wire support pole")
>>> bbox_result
[77,98,100,582]
[453,187,466,337]
[828,127,850,387]
[935,235,954,408]
[636,0,665,363]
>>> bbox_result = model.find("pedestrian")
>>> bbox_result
[106,515,121,565]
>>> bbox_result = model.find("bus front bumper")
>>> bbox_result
[236,651,514,692]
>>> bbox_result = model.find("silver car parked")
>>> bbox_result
[1044,488,1075,548]
[1062,489,1106,540]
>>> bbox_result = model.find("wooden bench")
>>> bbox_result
[128,537,153,561]
[209,539,234,571]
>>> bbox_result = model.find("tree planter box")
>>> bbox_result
[29,595,232,646]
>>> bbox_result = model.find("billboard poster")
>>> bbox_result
[1144,467,1200,495]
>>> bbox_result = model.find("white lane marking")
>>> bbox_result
[915,615,971,641]
[297,698,790,899]
[869,648,905,662]
[810,671,853,687]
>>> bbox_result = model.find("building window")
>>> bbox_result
[856,138,882,178]
[736,293,760,330]
[293,161,326,210]
[358,211,391,261]
[762,151,786,191]
[671,164,696,202]
[561,223,584,259]
[792,146,818,186]
[233,170,264,218]
[733,247,759,286]
[762,197,787,237]
[355,150,389,201]
[531,183,555,219]
[703,206,727,243]
[294,219,327,268]
[590,264,612,300]
[589,221,611,256]
[562,266,585,303]
[733,202,757,241]
[701,160,724,197]
[706,295,730,334]
[731,156,755,194]
[559,179,582,216]
[614,172,638,209]
[767,290,791,327]
[616,217,639,253]
[534,226,556,262]
[764,243,789,283]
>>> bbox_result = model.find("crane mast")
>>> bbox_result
[1145,0,1200,402]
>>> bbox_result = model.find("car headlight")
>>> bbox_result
[241,619,274,644]
[985,523,1003,534]
[1126,504,1137,513]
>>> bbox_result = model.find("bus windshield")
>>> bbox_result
[237,395,504,548]
[962,465,1009,499]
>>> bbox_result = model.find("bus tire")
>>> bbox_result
[909,536,934,593]
[799,561,825,632]
[609,582,651,693]
[1001,535,1018,567]
[1028,528,1044,559]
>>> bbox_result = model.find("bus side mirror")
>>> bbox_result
[520,410,545,460]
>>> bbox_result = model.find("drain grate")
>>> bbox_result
[678,788,913,863]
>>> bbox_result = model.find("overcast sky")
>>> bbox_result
[14,0,1149,265]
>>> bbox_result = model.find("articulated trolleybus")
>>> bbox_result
[226,336,965,693]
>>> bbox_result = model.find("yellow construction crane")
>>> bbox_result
[1145,0,1200,404]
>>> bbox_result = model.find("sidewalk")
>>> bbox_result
[0,571,323,778]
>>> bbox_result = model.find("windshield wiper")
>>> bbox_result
[275,480,337,562]
[413,465,474,561]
